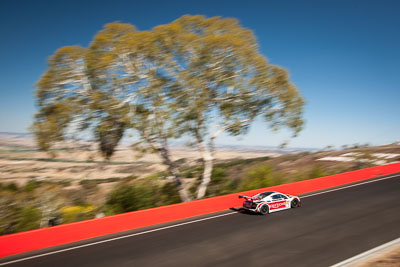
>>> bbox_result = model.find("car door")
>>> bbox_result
[268,194,288,212]
[278,194,291,209]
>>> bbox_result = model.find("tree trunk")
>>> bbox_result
[196,144,213,199]
[193,123,216,200]
[156,143,192,202]
[195,120,251,199]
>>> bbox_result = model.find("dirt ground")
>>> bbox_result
[353,244,400,267]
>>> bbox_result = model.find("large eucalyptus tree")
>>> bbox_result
[32,15,304,202]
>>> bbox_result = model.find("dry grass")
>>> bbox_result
[353,244,400,267]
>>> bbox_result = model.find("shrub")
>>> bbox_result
[157,182,181,206]
[239,165,282,191]
[106,183,137,214]
[105,180,181,215]
[130,182,159,210]
[61,205,96,223]
[211,167,227,183]
[205,167,239,197]
[15,206,41,232]
[5,183,18,192]
[308,164,327,179]
[25,180,41,192]
[79,179,98,190]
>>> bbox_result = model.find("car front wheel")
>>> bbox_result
[291,198,299,208]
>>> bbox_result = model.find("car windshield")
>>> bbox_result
[253,192,274,199]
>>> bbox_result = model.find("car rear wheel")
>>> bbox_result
[260,204,269,215]
[291,198,299,208]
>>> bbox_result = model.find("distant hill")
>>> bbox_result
[0,132,32,137]
[0,132,35,147]
[0,132,318,153]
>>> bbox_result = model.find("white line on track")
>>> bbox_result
[0,212,237,266]
[1,173,398,266]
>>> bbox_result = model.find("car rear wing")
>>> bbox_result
[238,195,253,201]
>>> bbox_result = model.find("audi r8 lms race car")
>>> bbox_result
[239,191,301,215]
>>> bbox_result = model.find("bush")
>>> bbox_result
[211,167,227,183]
[80,179,98,190]
[157,182,181,206]
[215,157,270,168]
[205,167,240,197]
[308,164,327,179]
[55,180,71,187]
[25,180,41,192]
[238,165,282,191]
[4,183,18,192]
[15,206,41,232]
[185,171,194,178]
[61,205,96,223]
[130,183,159,210]
[106,183,137,214]
[105,180,181,215]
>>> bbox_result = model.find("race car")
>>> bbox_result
[239,191,301,215]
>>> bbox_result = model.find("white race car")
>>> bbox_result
[239,191,301,215]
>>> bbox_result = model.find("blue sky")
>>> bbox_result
[0,0,399,149]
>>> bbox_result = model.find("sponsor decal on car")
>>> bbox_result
[268,201,286,210]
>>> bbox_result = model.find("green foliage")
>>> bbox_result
[15,206,41,232]
[92,98,129,160]
[105,183,137,214]
[211,167,227,183]
[4,183,19,192]
[105,180,181,215]
[203,167,228,196]
[202,160,333,195]
[184,157,273,197]
[24,180,41,192]
[79,179,98,190]
[61,205,96,224]
[144,172,167,180]
[205,166,239,197]
[215,157,270,168]
[185,171,194,178]
[181,157,270,181]
[181,165,203,179]
[239,165,282,191]
[55,180,72,187]
[352,159,375,170]
[157,182,181,206]
[308,163,327,179]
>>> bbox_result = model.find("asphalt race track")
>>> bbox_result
[2,174,400,267]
